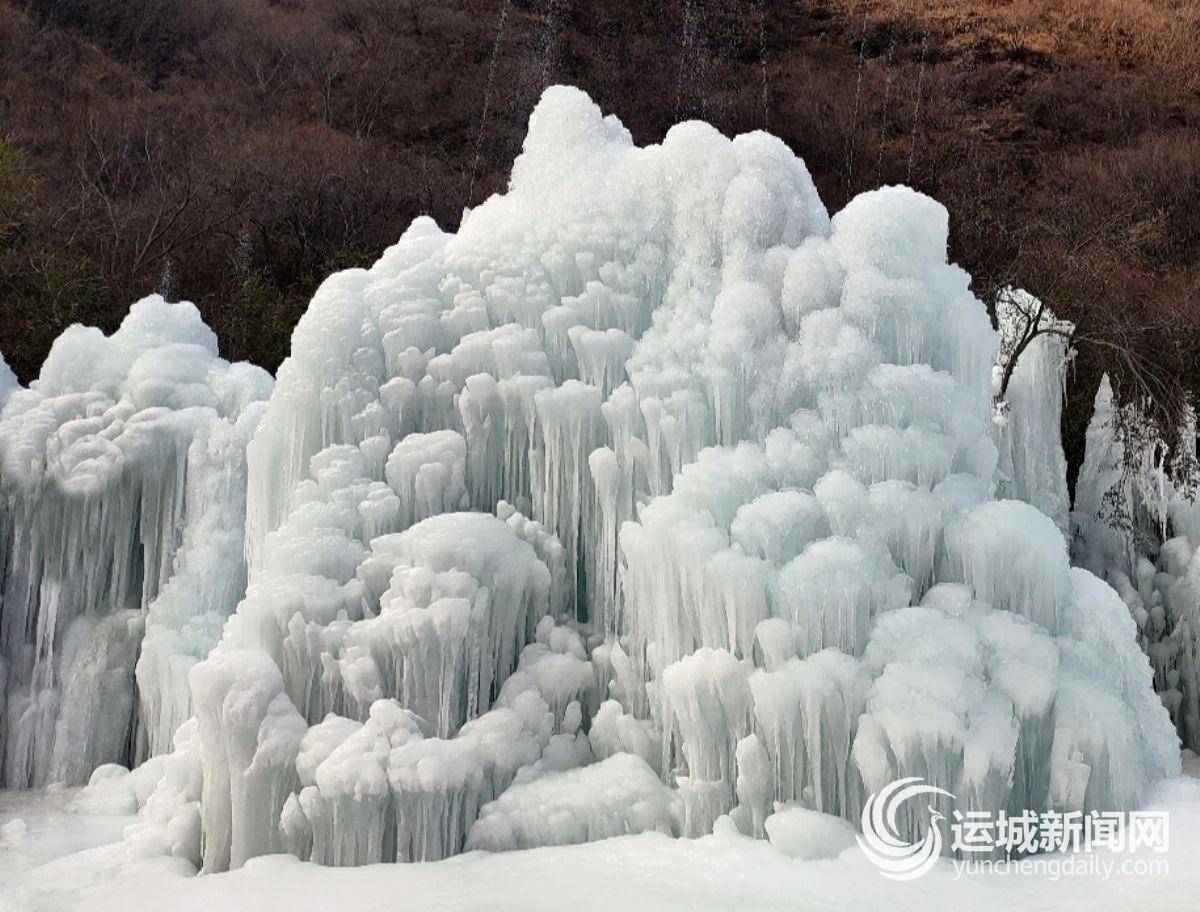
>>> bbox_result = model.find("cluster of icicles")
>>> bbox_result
[1071,377,1200,752]
[0,88,1182,873]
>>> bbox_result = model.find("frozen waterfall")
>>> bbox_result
[1,87,1181,873]
[0,298,271,787]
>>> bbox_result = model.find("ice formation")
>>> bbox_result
[0,297,272,787]
[992,288,1072,533]
[1072,377,1200,751]
[465,752,680,851]
[31,86,1181,873]
[0,354,17,410]
[764,805,858,860]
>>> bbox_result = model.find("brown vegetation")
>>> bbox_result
[0,0,1197,483]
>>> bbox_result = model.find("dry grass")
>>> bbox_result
[832,0,1200,88]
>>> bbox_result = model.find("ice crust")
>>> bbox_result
[12,87,1180,871]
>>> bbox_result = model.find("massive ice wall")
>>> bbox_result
[0,297,271,787]
[85,86,1177,873]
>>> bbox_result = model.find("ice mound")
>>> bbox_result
[0,817,26,847]
[764,806,857,860]
[465,752,680,851]
[49,86,1178,873]
[0,296,271,787]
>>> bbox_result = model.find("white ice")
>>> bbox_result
[0,86,1183,894]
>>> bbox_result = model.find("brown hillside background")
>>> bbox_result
[1,0,1198,482]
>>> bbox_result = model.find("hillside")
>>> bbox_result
[0,0,1197,474]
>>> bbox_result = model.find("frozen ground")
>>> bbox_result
[2,768,1197,911]
[0,788,136,883]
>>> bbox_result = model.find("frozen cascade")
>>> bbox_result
[0,353,17,408]
[0,296,271,787]
[65,86,1177,873]
[47,609,144,785]
[135,406,268,760]
[280,700,426,867]
[1071,376,1200,751]
[749,648,865,819]
[992,289,1073,533]
[660,647,753,834]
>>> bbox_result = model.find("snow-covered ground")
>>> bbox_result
[3,769,1197,911]
[0,788,136,882]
